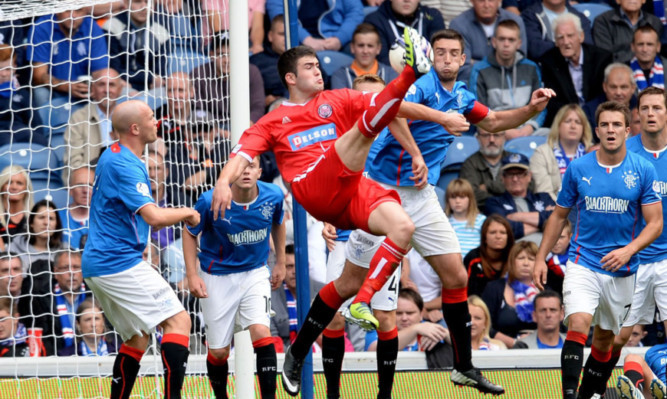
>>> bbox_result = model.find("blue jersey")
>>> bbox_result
[557,151,660,276]
[627,135,667,263]
[367,68,488,186]
[646,343,667,384]
[82,143,154,278]
[59,209,88,250]
[187,181,284,275]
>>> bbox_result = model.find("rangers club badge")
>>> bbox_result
[318,103,333,118]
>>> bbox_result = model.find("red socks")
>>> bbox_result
[354,238,407,304]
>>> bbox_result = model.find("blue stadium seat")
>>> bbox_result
[0,142,64,186]
[36,96,85,134]
[436,136,480,195]
[504,136,547,159]
[441,136,479,170]
[572,3,612,23]
[31,180,69,209]
[317,51,354,77]
[167,49,209,74]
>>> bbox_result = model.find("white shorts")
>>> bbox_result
[199,267,271,349]
[623,258,667,326]
[562,262,635,335]
[85,261,184,342]
[378,183,460,257]
[324,235,400,311]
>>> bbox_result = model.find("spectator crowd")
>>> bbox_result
[1,2,666,391]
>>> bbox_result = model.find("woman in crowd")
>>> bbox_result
[482,241,539,348]
[9,199,67,271]
[530,104,593,201]
[59,298,117,356]
[445,178,486,258]
[469,295,506,351]
[0,165,33,250]
[464,214,514,297]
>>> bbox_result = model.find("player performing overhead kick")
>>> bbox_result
[212,28,466,397]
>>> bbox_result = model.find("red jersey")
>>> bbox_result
[232,89,373,182]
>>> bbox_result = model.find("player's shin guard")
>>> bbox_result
[356,66,416,138]
[441,287,473,372]
[160,333,190,399]
[111,344,145,399]
[376,328,399,399]
[253,337,277,399]
[290,282,344,360]
[579,345,612,397]
[598,348,622,393]
[206,352,229,399]
[561,331,587,399]
[322,328,346,399]
[353,238,408,305]
[624,359,646,391]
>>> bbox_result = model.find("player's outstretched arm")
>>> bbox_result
[183,230,208,298]
[476,88,556,133]
[534,205,570,290]
[397,102,470,135]
[387,118,428,189]
[212,155,252,220]
[601,202,663,272]
[270,219,287,290]
[139,204,200,231]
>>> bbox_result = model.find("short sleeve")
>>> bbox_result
[28,22,52,63]
[404,83,425,105]
[89,22,110,72]
[115,162,154,213]
[556,166,577,209]
[235,123,273,161]
[187,193,211,236]
[640,163,661,206]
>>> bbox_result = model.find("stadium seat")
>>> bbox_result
[572,3,612,23]
[36,96,85,134]
[167,49,209,74]
[317,51,354,77]
[435,137,479,195]
[441,136,479,170]
[504,136,547,159]
[0,142,64,186]
[32,180,69,209]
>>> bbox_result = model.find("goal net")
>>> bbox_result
[0,0,233,397]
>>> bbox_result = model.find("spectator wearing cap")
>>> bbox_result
[484,153,555,241]
[191,31,265,127]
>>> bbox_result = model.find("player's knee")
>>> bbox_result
[389,216,414,245]
[126,333,150,351]
[374,310,396,331]
[624,353,643,364]
[162,311,191,335]
[209,347,230,360]
[248,324,271,341]
[328,312,346,330]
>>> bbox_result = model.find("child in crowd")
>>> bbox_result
[445,178,486,258]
